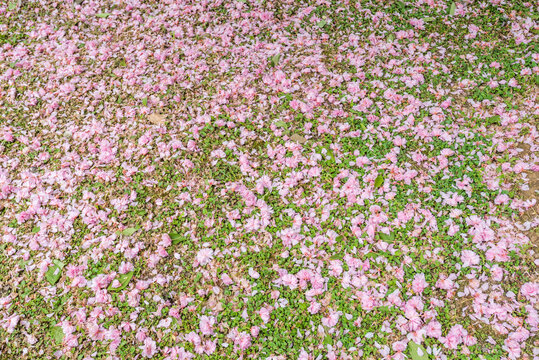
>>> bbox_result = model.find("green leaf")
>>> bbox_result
[50,326,64,344]
[423,17,435,22]
[323,334,332,345]
[270,54,280,67]
[31,226,40,233]
[122,227,137,236]
[449,2,456,16]
[374,174,384,188]
[379,232,395,242]
[142,97,148,106]
[486,115,501,125]
[317,20,327,28]
[275,121,288,128]
[53,260,65,269]
[108,271,134,292]
[169,233,183,245]
[96,13,111,18]
[409,342,429,360]
[45,260,65,285]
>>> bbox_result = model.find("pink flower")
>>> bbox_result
[308,302,321,314]
[461,250,480,267]
[248,268,260,279]
[281,273,298,290]
[259,307,271,323]
[199,315,215,335]
[412,273,428,294]
[196,248,214,266]
[235,332,251,351]
[169,308,180,319]
[409,18,424,30]
[119,261,134,274]
[463,334,477,346]
[186,332,201,345]
[504,339,521,359]
[322,310,340,328]
[520,282,538,300]
[221,273,234,285]
[392,340,407,352]
[136,329,147,342]
[425,321,442,339]
[203,340,216,355]
[4,315,19,333]
[494,194,510,205]
[170,347,194,360]
[250,326,260,337]
[490,265,504,281]
[127,289,140,307]
[513,162,529,173]
[140,337,157,358]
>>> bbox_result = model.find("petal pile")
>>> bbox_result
[0,1,538,359]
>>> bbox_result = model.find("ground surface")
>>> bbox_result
[0,0,538,359]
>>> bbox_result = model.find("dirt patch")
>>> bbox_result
[517,169,539,251]
[512,139,539,247]
[518,169,539,215]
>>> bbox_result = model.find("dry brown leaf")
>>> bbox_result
[148,113,167,126]
[290,133,307,144]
